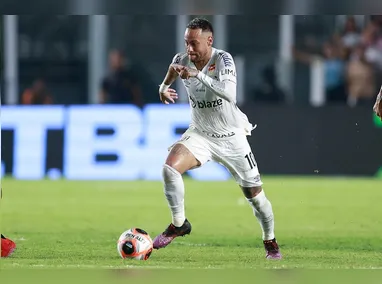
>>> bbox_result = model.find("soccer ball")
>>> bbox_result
[117,228,153,260]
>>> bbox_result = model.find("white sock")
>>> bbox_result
[162,164,186,227]
[247,190,275,240]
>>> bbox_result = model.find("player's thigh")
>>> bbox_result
[167,129,212,172]
[213,135,263,187]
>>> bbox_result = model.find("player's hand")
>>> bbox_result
[373,90,382,120]
[159,88,178,105]
[171,64,199,80]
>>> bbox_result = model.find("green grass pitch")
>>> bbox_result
[1,176,382,282]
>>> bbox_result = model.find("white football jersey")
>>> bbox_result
[172,48,254,137]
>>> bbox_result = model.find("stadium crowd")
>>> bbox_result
[16,15,382,108]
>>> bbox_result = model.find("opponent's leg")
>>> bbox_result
[1,235,16,257]
[153,142,203,249]
[1,189,17,258]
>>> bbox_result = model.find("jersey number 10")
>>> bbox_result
[245,152,256,169]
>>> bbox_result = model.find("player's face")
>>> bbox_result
[184,28,213,63]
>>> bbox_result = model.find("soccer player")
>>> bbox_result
[153,18,282,259]
[374,86,382,120]
[1,188,16,258]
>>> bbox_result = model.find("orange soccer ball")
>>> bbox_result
[117,228,153,260]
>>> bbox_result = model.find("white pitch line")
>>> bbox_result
[5,263,382,270]
[4,263,226,270]
[174,241,209,247]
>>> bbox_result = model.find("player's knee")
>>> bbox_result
[162,164,181,183]
[240,175,263,195]
[241,185,263,199]
[164,157,183,171]
[166,144,199,173]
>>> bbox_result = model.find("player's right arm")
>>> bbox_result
[159,53,184,104]
[374,85,382,120]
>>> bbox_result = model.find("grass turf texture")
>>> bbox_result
[1,176,382,272]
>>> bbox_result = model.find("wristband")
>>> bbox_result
[159,83,170,93]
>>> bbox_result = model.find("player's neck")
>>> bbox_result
[194,49,213,71]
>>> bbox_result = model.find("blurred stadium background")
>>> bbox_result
[1,15,381,180]
[1,15,382,274]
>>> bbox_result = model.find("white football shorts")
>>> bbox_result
[169,127,263,187]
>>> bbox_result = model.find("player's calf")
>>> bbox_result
[162,164,186,227]
[243,186,275,240]
[242,186,282,259]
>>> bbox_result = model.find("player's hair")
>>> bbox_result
[186,18,214,34]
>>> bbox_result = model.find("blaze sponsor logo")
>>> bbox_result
[190,96,196,108]
[189,97,223,109]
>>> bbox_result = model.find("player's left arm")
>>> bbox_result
[196,52,237,103]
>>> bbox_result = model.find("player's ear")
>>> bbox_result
[207,35,213,46]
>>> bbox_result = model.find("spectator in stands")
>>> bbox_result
[293,41,347,103]
[341,16,362,49]
[346,44,376,106]
[21,79,53,105]
[362,16,382,74]
[335,16,362,60]
[321,42,347,102]
[252,65,285,104]
[99,49,143,107]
